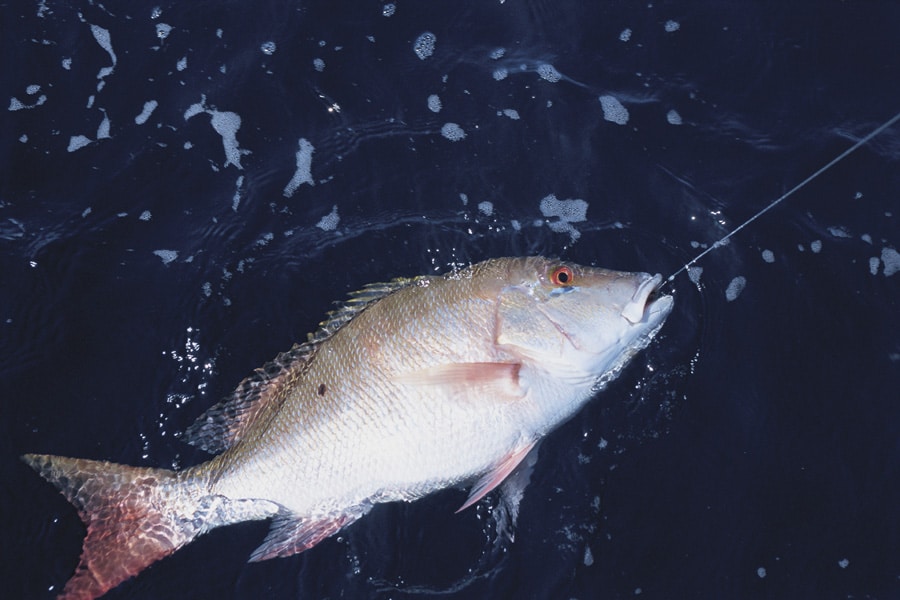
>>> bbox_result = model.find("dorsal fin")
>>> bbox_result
[306,276,427,345]
[181,343,311,454]
[181,276,424,454]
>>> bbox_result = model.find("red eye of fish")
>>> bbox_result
[550,265,574,286]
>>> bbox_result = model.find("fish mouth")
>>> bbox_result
[621,274,672,325]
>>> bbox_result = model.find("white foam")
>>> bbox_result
[757,567,766,579]
[255,233,274,247]
[501,108,520,120]
[725,276,746,301]
[135,100,158,125]
[838,558,850,569]
[261,41,276,55]
[156,23,172,40]
[882,247,900,276]
[664,20,680,32]
[382,3,396,17]
[539,194,587,222]
[688,266,703,284]
[153,249,178,265]
[313,58,325,72]
[490,48,505,59]
[67,135,92,152]
[619,28,632,42]
[537,64,561,82]
[183,99,205,120]
[82,207,92,218]
[96,112,110,139]
[869,256,881,275]
[210,111,244,169]
[539,194,588,242]
[492,68,508,81]
[810,240,822,253]
[283,138,315,197]
[427,94,442,113]
[828,226,851,238]
[413,32,436,60]
[441,122,466,141]
[666,109,682,125]
[599,95,629,125]
[316,205,340,231]
[139,210,152,221]
[9,94,47,111]
[761,249,775,263]
[232,175,244,211]
[62,57,72,70]
[478,201,493,216]
[90,24,116,70]
[176,56,187,71]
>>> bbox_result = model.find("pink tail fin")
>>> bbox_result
[22,454,202,600]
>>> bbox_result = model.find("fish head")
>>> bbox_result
[493,257,674,387]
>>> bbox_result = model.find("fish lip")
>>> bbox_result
[622,274,666,324]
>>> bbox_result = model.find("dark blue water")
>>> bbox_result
[3,1,899,598]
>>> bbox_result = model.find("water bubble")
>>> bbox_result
[413,32,436,60]
[261,41,276,55]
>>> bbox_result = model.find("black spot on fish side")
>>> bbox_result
[317,383,326,396]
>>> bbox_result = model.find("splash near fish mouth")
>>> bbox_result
[22,256,673,600]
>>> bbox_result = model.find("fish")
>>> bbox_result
[22,256,674,599]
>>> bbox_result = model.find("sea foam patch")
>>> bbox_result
[283,138,315,197]
[184,96,247,169]
[599,95,629,125]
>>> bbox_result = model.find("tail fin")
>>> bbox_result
[22,453,204,600]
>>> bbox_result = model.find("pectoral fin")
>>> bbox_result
[457,439,539,513]
[394,362,523,399]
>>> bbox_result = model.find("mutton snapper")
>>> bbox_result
[22,256,673,599]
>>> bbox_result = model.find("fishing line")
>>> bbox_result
[665,110,900,284]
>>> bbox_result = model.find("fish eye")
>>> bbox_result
[550,265,574,286]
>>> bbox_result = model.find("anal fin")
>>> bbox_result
[249,505,371,562]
